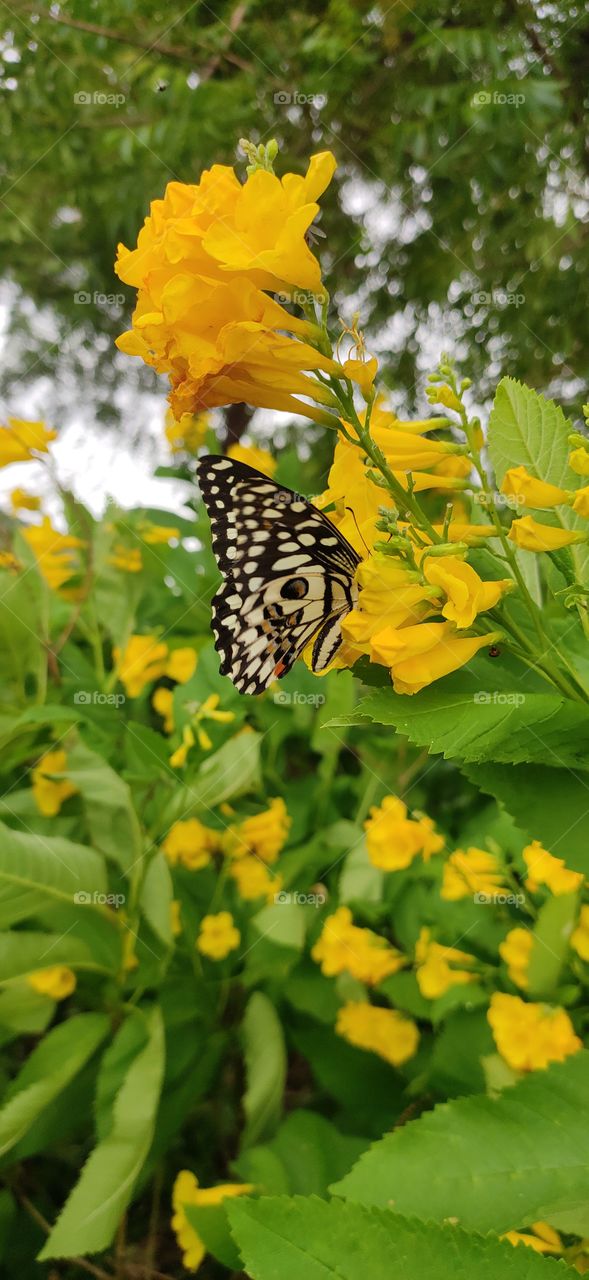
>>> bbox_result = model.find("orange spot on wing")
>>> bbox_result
[274,661,286,677]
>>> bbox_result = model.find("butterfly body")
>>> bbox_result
[197,454,361,694]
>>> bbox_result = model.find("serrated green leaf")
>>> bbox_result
[228,1195,566,1280]
[39,1004,165,1259]
[461,761,589,876]
[334,1050,589,1235]
[233,1111,368,1198]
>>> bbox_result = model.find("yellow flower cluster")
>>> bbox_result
[171,1170,253,1271]
[115,150,360,422]
[162,817,221,870]
[313,405,510,693]
[499,927,533,989]
[336,1001,419,1066]
[488,992,581,1071]
[523,840,583,895]
[225,797,291,864]
[23,517,85,596]
[364,795,444,870]
[441,846,507,900]
[114,634,197,698]
[311,906,405,985]
[229,857,282,904]
[32,748,77,817]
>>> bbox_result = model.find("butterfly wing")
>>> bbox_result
[197,454,361,694]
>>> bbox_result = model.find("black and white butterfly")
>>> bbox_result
[197,454,361,694]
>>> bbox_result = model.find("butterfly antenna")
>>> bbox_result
[345,507,370,555]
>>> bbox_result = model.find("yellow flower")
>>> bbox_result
[152,686,175,734]
[162,818,219,870]
[414,927,477,999]
[170,900,182,937]
[370,622,501,695]
[421,555,512,629]
[165,408,211,455]
[230,856,282,904]
[227,442,276,477]
[189,693,235,754]
[501,466,570,509]
[32,748,77,817]
[428,521,496,545]
[196,911,240,960]
[166,648,198,684]
[503,1222,563,1255]
[572,485,589,518]
[114,636,169,697]
[569,447,589,477]
[0,417,56,466]
[109,544,143,573]
[364,795,444,871]
[370,401,465,471]
[226,798,290,864]
[114,637,197,698]
[336,1000,419,1066]
[23,517,84,593]
[571,904,589,961]
[523,840,583,895]
[313,435,383,553]
[170,725,195,768]
[509,515,586,551]
[426,383,462,413]
[139,522,180,545]
[10,487,41,511]
[115,155,342,422]
[27,965,76,1000]
[488,992,581,1072]
[441,846,507,901]
[499,927,533,989]
[171,1170,253,1272]
[311,906,405,985]
[341,554,435,652]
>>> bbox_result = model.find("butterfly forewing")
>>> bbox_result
[197,454,361,694]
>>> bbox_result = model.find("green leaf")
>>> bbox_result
[527,890,579,997]
[461,761,589,876]
[228,1196,566,1280]
[39,1005,165,1259]
[334,687,589,768]
[241,992,286,1149]
[184,1203,243,1271]
[0,985,54,1046]
[334,1050,589,1235]
[487,377,572,488]
[0,820,107,927]
[64,741,143,872]
[233,1111,368,1197]
[161,732,262,827]
[0,1013,108,1157]
[0,931,95,981]
[140,852,173,946]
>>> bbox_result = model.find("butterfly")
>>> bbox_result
[197,454,361,694]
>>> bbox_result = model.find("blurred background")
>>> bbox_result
[1,0,589,509]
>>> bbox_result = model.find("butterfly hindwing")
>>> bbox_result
[197,454,361,694]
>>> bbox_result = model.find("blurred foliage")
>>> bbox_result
[2,0,589,426]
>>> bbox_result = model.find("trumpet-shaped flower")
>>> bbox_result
[0,417,56,467]
[370,622,501,695]
[421,555,512,629]
[522,840,583,895]
[336,1000,419,1066]
[509,516,586,551]
[342,554,436,651]
[501,466,570,509]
